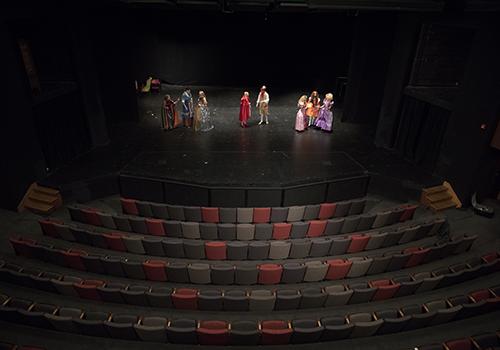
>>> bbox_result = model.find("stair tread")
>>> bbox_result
[24,199,54,212]
[431,199,457,211]
[422,185,447,195]
[34,185,59,196]
[426,192,453,203]
[29,191,58,204]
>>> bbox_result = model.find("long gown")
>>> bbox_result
[314,99,334,132]
[197,97,214,132]
[306,96,320,123]
[239,96,251,124]
[181,91,194,121]
[161,99,176,130]
[295,101,307,132]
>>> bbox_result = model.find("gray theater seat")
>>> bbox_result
[211,264,235,285]
[281,263,306,284]
[198,289,223,310]
[249,290,276,311]
[290,221,309,239]
[134,316,168,342]
[223,290,249,311]
[275,289,301,310]
[289,239,312,259]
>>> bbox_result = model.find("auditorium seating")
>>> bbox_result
[0,253,497,311]
[64,202,424,240]
[2,193,498,349]
[35,217,448,260]
[0,287,499,345]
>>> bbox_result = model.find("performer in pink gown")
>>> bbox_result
[295,95,308,132]
[239,91,251,128]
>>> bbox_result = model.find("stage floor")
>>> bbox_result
[42,85,441,202]
[122,151,366,187]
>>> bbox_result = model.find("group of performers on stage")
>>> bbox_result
[238,85,270,128]
[294,91,334,133]
[161,88,214,132]
[161,85,334,133]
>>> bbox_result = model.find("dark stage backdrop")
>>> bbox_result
[113,10,355,90]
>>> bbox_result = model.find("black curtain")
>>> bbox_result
[394,95,450,171]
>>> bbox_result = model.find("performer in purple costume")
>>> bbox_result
[314,93,334,132]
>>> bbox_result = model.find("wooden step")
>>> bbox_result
[29,191,58,205]
[430,199,457,211]
[422,184,447,195]
[33,185,59,196]
[426,191,452,203]
[24,198,54,214]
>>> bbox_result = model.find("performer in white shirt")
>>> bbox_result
[256,85,270,125]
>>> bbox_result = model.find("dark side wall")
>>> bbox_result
[435,17,500,200]
[91,8,355,91]
[375,11,500,202]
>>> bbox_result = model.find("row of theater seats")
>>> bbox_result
[38,217,444,260]
[119,197,370,222]
[417,330,500,350]
[67,203,419,240]
[0,343,43,350]
[9,235,477,284]
[1,287,499,345]
[1,252,498,311]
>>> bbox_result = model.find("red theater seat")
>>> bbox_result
[145,218,166,236]
[202,207,219,223]
[253,208,271,223]
[82,208,102,226]
[172,288,198,310]
[258,264,283,284]
[39,219,62,238]
[347,234,370,253]
[261,320,292,345]
[103,232,127,252]
[306,220,327,237]
[318,203,336,220]
[120,198,139,215]
[469,289,493,302]
[404,247,429,267]
[399,204,418,222]
[205,242,227,260]
[444,338,474,350]
[143,260,167,281]
[63,250,87,271]
[197,320,230,345]
[9,237,36,258]
[370,279,400,300]
[74,279,104,300]
[272,223,292,240]
[325,259,352,280]
[481,252,499,263]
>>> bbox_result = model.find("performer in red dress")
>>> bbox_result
[239,91,251,128]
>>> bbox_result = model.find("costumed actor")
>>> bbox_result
[239,91,251,128]
[314,93,334,132]
[181,87,194,128]
[256,85,270,125]
[161,94,178,131]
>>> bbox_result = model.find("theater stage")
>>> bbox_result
[119,151,369,207]
[40,85,440,204]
